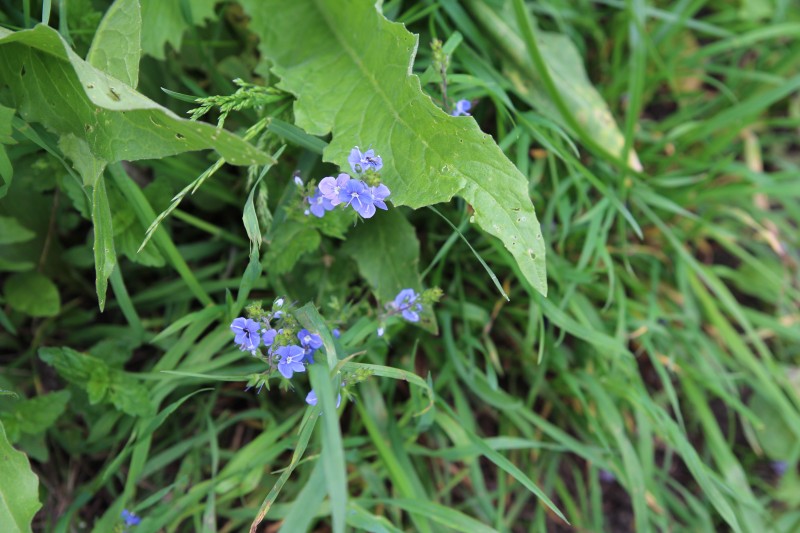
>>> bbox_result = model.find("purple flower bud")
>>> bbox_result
[599,469,615,483]
[773,460,789,476]
[306,389,342,408]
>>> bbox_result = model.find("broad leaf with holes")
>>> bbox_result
[241,0,547,295]
[0,24,270,187]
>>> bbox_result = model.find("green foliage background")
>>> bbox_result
[1,0,800,532]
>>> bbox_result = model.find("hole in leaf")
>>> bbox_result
[20,65,26,76]
[175,133,185,140]
[87,83,95,89]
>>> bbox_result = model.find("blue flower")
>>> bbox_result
[262,328,277,347]
[121,509,141,527]
[332,328,341,339]
[367,183,391,211]
[308,189,334,218]
[230,317,261,353]
[393,288,423,322]
[318,173,350,206]
[452,99,472,116]
[339,179,375,218]
[348,146,383,174]
[298,329,323,350]
[306,389,342,408]
[298,328,323,363]
[276,345,306,379]
[773,461,789,476]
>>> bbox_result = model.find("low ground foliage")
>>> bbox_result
[1,0,799,532]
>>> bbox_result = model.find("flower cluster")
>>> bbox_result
[230,298,324,382]
[229,289,440,410]
[306,147,391,219]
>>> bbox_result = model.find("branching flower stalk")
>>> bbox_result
[188,78,288,129]
[140,83,288,252]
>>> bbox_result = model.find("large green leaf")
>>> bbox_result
[38,347,154,417]
[344,208,437,332]
[0,24,270,186]
[3,272,60,318]
[0,390,71,443]
[263,220,321,275]
[0,421,41,533]
[241,0,548,296]
[140,0,218,59]
[0,216,35,245]
[344,209,422,303]
[87,0,142,88]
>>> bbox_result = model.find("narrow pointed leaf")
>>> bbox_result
[91,174,116,311]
